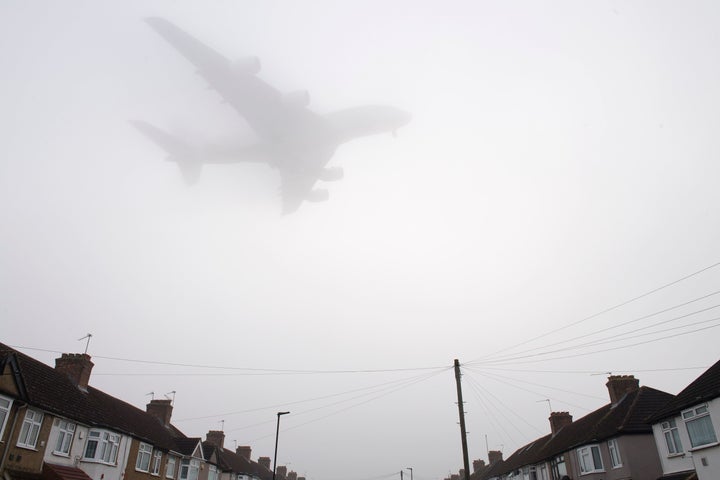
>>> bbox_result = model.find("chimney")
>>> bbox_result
[472,460,486,473]
[606,375,639,404]
[236,446,252,460]
[287,471,297,480]
[298,477,306,480]
[549,411,573,436]
[450,475,460,480]
[488,450,503,465]
[206,430,225,449]
[276,466,287,478]
[55,353,94,392]
[147,399,174,427]
[258,457,271,470]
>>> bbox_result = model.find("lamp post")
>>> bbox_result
[272,412,290,480]
[406,468,413,480]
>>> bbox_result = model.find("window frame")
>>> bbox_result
[53,419,76,456]
[179,459,200,480]
[661,418,684,455]
[17,409,44,449]
[83,429,122,465]
[682,404,718,449]
[0,395,13,443]
[166,456,177,479]
[136,442,153,472]
[577,444,604,474]
[607,438,622,468]
[151,449,163,475]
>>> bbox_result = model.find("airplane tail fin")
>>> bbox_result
[130,120,203,185]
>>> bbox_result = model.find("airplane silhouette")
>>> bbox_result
[135,18,411,214]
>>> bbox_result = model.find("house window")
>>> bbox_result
[208,465,218,480]
[136,443,153,472]
[537,465,548,480]
[682,404,718,448]
[84,429,121,464]
[53,419,76,456]
[179,459,200,480]
[17,409,44,448]
[661,419,684,454]
[549,455,567,480]
[166,456,177,479]
[607,438,622,468]
[152,450,163,475]
[577,444,604,474]
[0,395,13,441]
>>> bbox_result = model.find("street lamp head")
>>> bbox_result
[277,411,290,416]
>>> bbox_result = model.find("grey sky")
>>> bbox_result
[2,1,720,480]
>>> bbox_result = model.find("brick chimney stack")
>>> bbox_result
[287,471,297,480]
[206,430,225,449]
[55,353,94,392]
[549,411,573,436]
[258,457,271,470]
[276,466,287,479]
[236,446,252,460]
[146,399,174,427]
[472,460,486,472]
[606,375,640,404]
[488,450,503,465]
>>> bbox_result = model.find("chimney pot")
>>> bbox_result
[146,399,174,427]
[55,353,94,392]
[606,375,640,404]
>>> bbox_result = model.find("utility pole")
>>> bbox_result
[454,359,470,480]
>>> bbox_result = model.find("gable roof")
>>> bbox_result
[173,438,204,458]
[0,343,186,450]
[649,359,720,423]
[490,386,673,477]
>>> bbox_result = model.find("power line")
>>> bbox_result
[467,260,720,364]
[470,290,720,364]
[9,344,448,374]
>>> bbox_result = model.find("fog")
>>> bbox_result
[2,1,720,480]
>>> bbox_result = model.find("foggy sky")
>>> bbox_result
[2,1,720,480]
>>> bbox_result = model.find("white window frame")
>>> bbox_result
[151,449,163,475]
[0,395,13,442]
[83,429,121,464]
[577,444,604,474]
[17,409,44,449]
[166,456,177,479]
[661,418,684,455]
[136,442,153,472]
[53,419,76,456]
[208,465,218,480]
[607,438,622,468]
[179,459,200,480]
[682,404,718,448]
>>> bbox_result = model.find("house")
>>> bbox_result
[476,375,673,480]
[648,359,720,480]
[0,344,191,480]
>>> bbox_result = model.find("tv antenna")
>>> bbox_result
[77,333,93,354]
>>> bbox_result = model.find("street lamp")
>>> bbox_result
[406,467,413,480]
[272,412,290,480]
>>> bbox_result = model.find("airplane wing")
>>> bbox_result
[145,17,331,142]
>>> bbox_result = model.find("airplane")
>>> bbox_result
[135,17,411,214]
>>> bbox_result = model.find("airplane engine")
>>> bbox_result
[319,167,344,181]
[306,189,329,202]
[282,90,310,108]
[233,56,261,76]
